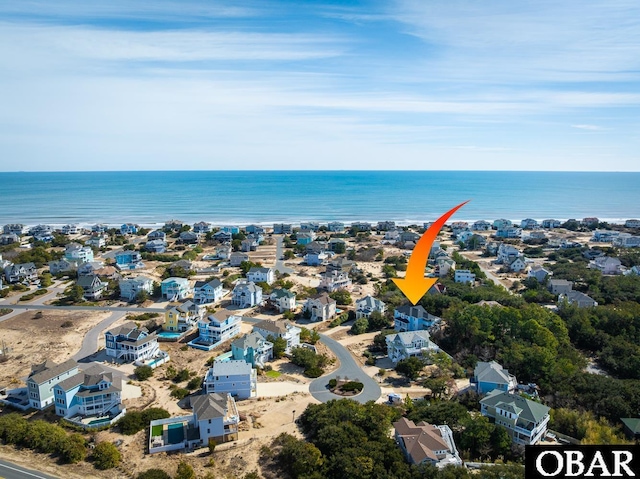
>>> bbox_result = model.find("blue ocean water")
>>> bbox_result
[0,171,639,226]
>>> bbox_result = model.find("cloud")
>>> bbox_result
[571,124,607,131]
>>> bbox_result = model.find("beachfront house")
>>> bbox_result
[53,363,126,429]
[246,267,275,285]
[386,330,441,364]
[472,220,492,231]
[318,270,352,292]
[355,295,386,319]
[161,277,192,301]
[196,311,242,346]
[231,332,273,368]
[193,221,212,234]
[204,360,257,399]
[472,361,518,395]
[252,319,301,355]
[273,223,293,234]
[625,219,640,229]
[304,293,337,322]
[559,291,598,308]
[148,393,239,454]
[147,230,166,241]
[164,220,183,232]
[541,219,561,228]
[394,305,442,332]
[179,231,200,244]
[520,218,539,229]
[245,225,265,234]
[194,278,224,304]
[4,262,38,284]
[232,280,263,308]
[119,276,155,302]
[480,390,550,445]
[115,251,144,270]
[164,301,203,333]
[3,224,25,235]
[76,274,108,300]
[268,288,297,312]
[105,323,160,362]
[327,221,345,232]
[26,359,79,410]
[492,219,512,230]
[300,222,320,231]
[393,418,462,467]
[91,224,108,234]
[454,270,476,284]
[64,243,94,263]
[120,223,138,235]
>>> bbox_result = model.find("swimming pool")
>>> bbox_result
[167,423,185,444]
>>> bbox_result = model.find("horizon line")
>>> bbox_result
[2,169,640,174]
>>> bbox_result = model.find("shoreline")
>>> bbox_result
[4,217,635,231]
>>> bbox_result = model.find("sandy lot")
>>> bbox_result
[0,309,111,387]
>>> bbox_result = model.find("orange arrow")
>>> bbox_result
[393,201,470,304]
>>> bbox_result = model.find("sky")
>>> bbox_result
[1,0,639,171]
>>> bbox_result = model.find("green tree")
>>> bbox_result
[69,284,85,303]
[329,289,352,305]
[175,461,196,479]
[92,441,121,470]
[269,335,287,359]
[395,357,425,380]
[59,433,87,464]
[367,311,390,331]
[135,290,150,304]
[134,365,153,381]
[350,317,369,335]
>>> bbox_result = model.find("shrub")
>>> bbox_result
[340,381,364,392]
[304,367,324,378]
[175,461,196,479]
[208,438,217,453]
[134,365,153,381]
[328,378,337,389]
[61,320,73,328]
[171,387,190,400]
[137,469,171,479]
[186,377,201,390]
[92,441,121,470]
[118,408,170,435]
[174,368,191,382]
[59,433,87,463]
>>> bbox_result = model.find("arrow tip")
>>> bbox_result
[392,277,438,305]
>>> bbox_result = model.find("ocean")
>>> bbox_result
[1,170,639,227]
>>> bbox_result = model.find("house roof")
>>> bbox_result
[28,358,78,385]
[248,267,272,274]
[191,393,230,421]
[106,322,149,339]
[395,304,435,319]
[386,330,432,346]
[393,418,451,464]
[474,361,515,385]
[254,319,293,335]
[232,332,269,350]
[356,295,385,310]
[209,359,253,376]
[480,390,550,423]
[56,372,85,391]
[621,418,640,434]
[562,291,597,304]
[162,277,189,285]
[309,293,336,305]
[234,280,261,293]
[77,274,100,288]
[195,278,222,289]
[270,288,295,299]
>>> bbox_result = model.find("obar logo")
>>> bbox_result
[526,446,640,479]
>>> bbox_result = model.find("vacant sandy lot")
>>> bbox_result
[0,309,111,387]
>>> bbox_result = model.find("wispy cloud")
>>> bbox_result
[571,124,608,131]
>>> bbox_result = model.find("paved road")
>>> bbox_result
[0,459,59,479]
[73,310,127,361]
[274,235,294,274]
[309,333,381,404]
[1,304,167,313]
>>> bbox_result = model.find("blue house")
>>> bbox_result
[204,360,257,399]
[472,361,518,395]
[115,251,144,270]
[145,239,167,253]
[161,277,191,301]
[231,332,273,367]
[120,223,138,235]
[196,311,242,346]
[221,226,240,235]
[394,305,442,332]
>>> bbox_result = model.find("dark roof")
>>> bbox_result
[480,390,550,423]
[191,393,230,421]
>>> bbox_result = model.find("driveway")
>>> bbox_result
[73,310,128,361]
[274,235,294,274]
[309,333,381,404]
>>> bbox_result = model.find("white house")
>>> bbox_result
[480,390,550,445]
[613,234,640,248]
[559,291,598,308]
[508,256,527,273]
[232,280,263,308]
[496,244,521,264]
[104,323,160,362]
[64,243,94,264]
[386,330,441,363]
[590,256,622,275]
[246,267,275,285]
[204,360,257,399]
[304,293,337,322]
[268,288,296,312]
[119,276,154,301]
[194,278,224,304]
[624,219,640,229]
[454,270,476,284]
[252,319,301,354]
[355,295,386,319]
[318,270,352,292]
